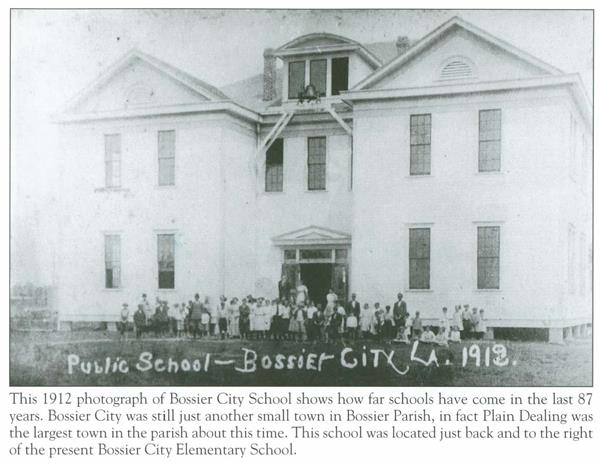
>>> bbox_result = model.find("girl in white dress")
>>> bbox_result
[450,305,463,342]
[359,303,373,339]
[228,298,240,338]
[476,309,487,340]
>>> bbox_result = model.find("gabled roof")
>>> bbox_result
[63,48,230,113]
[274,32,382,68]
[272,225,351,246]
[352,16,564,91]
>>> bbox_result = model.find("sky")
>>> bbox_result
[10,9,593,284]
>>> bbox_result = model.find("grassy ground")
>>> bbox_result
[10,330,592,386]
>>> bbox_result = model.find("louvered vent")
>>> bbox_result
[440,59,474,80]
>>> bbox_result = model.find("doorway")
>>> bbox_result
[300,263,332,308]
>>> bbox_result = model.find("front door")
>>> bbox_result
[300,263,332,308]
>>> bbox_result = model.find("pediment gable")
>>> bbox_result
[65,50,229,115]
[354,17,562,91]
[272,225,351,246]
[279,33,355,51]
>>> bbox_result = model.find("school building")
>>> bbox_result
[55,17,591,342]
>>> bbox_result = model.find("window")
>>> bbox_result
[104,234,121,289]
[479,109,501,172]
[265,139,284,192]
[331,57,349,95]
[288,61,306,99]
[310,59,327,96]
[157,234,175,289]
[409,228,430,289]
[104,134,121,188]
[158,130,175,186]
[299,249,331,260]
[410,114,431,175]
[307,137,326,190]
[477,226,500,289]
[283,249,297,261]
[440,59,474,80]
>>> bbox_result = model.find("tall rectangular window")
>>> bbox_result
[288,61,306,99]
[104,134,121,188]
[104,234,121,289]
[307,137,326,190]
[158,130,175,186]
[477,226,500,289]
[478,109,501,172]
[157,234,175,289]
[265,138,284,192]
[331,57,349,96]
[410,114,431,175]
[409,228,430,289]
[309,59,327,96]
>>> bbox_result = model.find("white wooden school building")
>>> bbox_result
[55,17,591,342]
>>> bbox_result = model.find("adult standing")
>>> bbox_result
[346,293,360,318]
[393,293,408,339]
[278,275,292,301]
[190,293,203,339]
[296,279,309,306]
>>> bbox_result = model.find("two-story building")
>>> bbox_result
[56,16,591,342]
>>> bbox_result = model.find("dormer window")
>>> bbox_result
[287,56,349,100]
[310,59,327,96]
[331,57,349,95]
[288,61,306,99]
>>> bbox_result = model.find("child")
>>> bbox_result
[306,300,318,342]
[280,299,291,340]
[313,306,325,342]
[173,303,183,338]
[471,307,481,340]
[217,298,228,340]
[451,305,463,342]
[359,303,372,340]
[476,308,487,340]
[292,304,306,342]
[336,303,346,342]
[119,303,129,340]
[434,326,449,346]
[439,307,450,335]
[228,297,240,338]
[372,303,385,340]
[420,325,436,343]
[200,305,211,338]
[384,305,395,340]
[238,299,250,340]
[411,311,423,340]
[346,307,358,341]
[462,304,472,339]
[133,304,146,339]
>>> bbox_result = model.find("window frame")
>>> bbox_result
[476,225,501,290]
[408,227,431,290]
[288,60,306,100]
[157,130,176,187]
[478,109,502,173]
[409,114,432,176]
[331,56,349,96]
[104,233,121,290]
[265,138,284,192]
[104,133,122,188]
[309,59,327,98]
[307,136,327,191]
[157,233,176,290]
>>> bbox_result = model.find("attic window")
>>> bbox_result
[439,58,475,81]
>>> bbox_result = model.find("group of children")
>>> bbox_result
[117,292,487,345]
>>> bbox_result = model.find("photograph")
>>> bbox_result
[9,9,592,386]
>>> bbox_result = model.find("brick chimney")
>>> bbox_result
[263,48,276,101]
[395,36,410,55]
